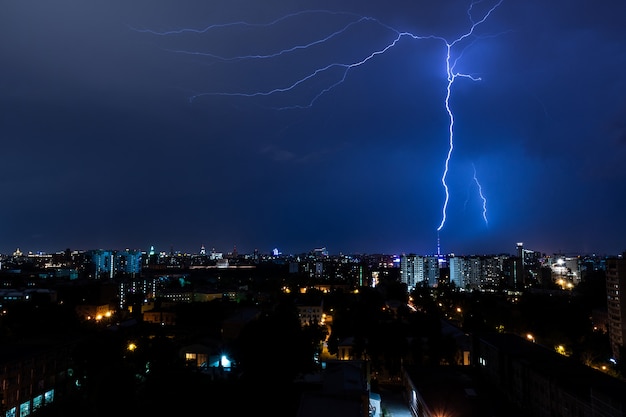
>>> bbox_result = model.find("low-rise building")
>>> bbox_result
[143,308,177,326]
[475,332,626,417]
[75,303,113,321]
[0,339,79,417]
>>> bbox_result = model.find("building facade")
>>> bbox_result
[400,255,440,290]
[0,341,78,417]
[475,332,626,417]
[606,255,626,360]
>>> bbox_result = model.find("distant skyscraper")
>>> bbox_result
[515,242,524,289]
[606,255,626,360]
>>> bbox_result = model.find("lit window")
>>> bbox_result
[44,390,54,404]
[32,396,42,411]
[20,401,30,417]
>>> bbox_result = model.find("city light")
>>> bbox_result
[220,355,231,368]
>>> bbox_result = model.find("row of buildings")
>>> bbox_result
[399,244,595,291]
[1,243,606,287]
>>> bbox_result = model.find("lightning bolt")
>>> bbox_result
[462,163,488,227]
[472,163,489,226]
[437,1,501,232]
[134,1,502,247]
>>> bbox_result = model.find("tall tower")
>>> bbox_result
[606,255,626,361]
[516,242,524,289]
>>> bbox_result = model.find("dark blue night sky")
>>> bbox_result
[2,0,625,256]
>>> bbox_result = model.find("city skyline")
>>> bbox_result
[2,0,626,257]
[2,240,621,258]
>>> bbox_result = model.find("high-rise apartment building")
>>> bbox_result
[423,255,439,286]
[515,242,525,288]
[448,255,467,288]
[400,254,419,290]
[606,255,626,360]
[400,254,439,289]
[449,255,505,290]
[88,249,142,279]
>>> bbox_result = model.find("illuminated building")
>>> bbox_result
[0,288,57,304]
[448,255,508,291]
[88,249,142,279]
[75,303,113,321]
[0,340,78,417]
[400,254,439,289]
[550,255,581,288]
[143,308,177,326]
[448,255,467,288]
[89,249,114,279]
[606,255,626,361]
[178,343,233,378]
[400,254,419,290]
[296,297,324,327]
[423,256,440,287]
[515,242,524,288]
[116,249,142,275]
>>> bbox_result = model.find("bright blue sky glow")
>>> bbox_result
[1,0,625,256]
